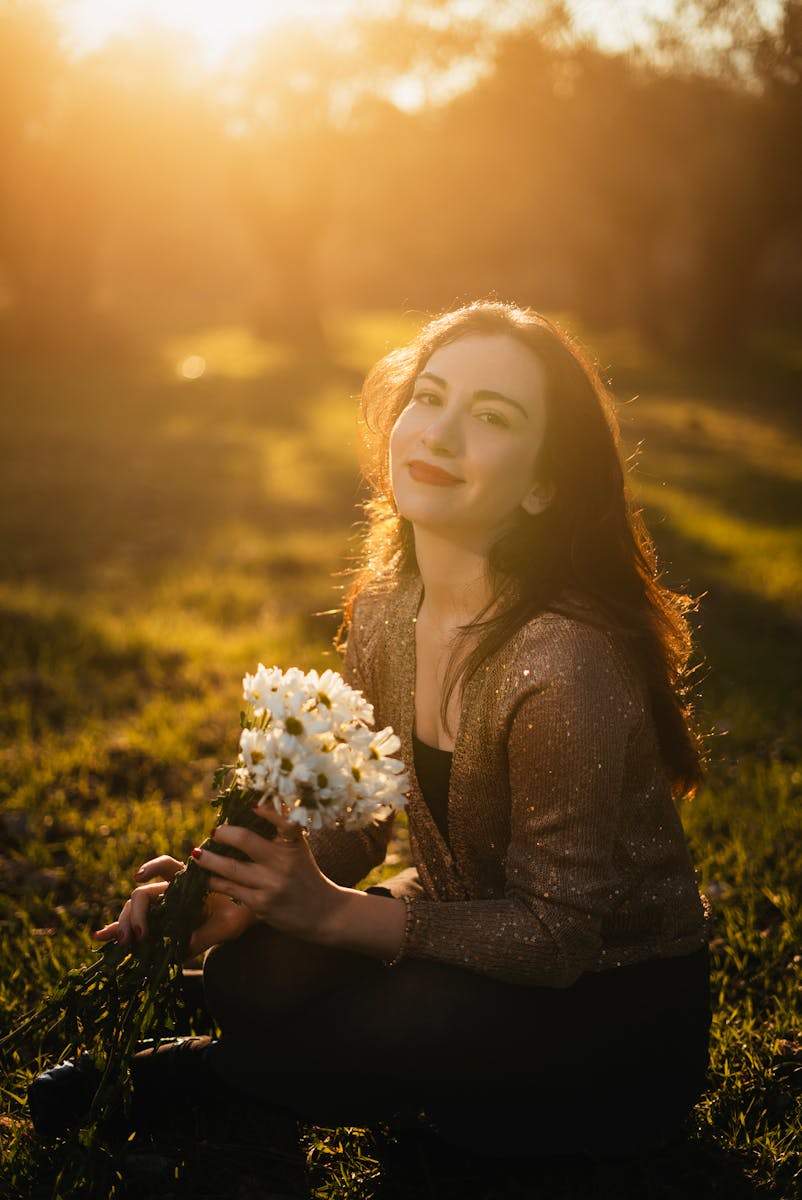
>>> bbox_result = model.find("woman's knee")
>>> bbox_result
[202,922,377,1029]
[202,935,252,1027]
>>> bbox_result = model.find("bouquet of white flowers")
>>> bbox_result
[2,665,408,1173]
[237,664,409,833]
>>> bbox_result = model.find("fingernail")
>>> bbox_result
[191,847,202,860]
[134,867,145,878]
[91,930,102,939]
[134,924,143,940]
[209,827,217,840]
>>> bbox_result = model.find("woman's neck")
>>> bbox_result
[412,529,494,630]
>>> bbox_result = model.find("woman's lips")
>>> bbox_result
[407,459,463,486]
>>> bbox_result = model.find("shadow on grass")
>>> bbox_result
[633,415,802,530]
[641,517,802,753]
[0,346,364,594]
[512,1137,761,1200]
[613,345,802,443]
[2,1125,761,1200]
[130,1128,764,1200]
[0,602,189,741]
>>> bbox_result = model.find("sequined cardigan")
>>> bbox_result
[309,576,709,987]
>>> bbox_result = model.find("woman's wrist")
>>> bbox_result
[315,885,408,962]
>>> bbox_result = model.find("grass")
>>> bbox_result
[0,311,800,1198]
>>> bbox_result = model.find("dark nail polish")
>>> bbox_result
[191,847,202,860]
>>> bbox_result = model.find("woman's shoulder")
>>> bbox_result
[346,575,418,653]
[502,605,645,707]
[349,579,404,628]
[351,573,419,622]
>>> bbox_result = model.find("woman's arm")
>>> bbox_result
[401,628,641,986]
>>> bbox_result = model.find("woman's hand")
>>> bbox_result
[92,854,256,959]
[191,807,342,945]
[92,855,183,948]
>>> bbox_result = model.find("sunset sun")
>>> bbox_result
[60,0,355,63]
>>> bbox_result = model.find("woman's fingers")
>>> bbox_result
[195,845,262,898]
[205,872,253,907]
[91,919,121,943]
[208,820,302,866]
[91,881,168,945]
[134,855,186,883]
[126,881,168,940]
[250,802,302,842]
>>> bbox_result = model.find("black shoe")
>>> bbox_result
[28,1054,102,1139]
[129,1035,217,1136]
[27,1038,216,1140]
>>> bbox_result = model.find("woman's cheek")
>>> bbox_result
[388,415,414,506]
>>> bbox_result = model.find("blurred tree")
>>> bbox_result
[0,2,79,351]
[650,0,802,346]
[316,2,576,312]
[76,31,236,332]
[224,3,505,342]
[338,3,792,353]
[1,0,797,357]
[224,24,346,345]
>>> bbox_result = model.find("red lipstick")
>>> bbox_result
[407,460,463,486]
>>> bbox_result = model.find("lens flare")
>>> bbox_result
[178,355,207,380]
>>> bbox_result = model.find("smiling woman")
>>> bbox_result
[29,300,712,1190]
[389,334,552,551]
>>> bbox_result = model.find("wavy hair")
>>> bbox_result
[342,300,703,796]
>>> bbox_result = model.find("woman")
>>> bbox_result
[38,301,711,1164]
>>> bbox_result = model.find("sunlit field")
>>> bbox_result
[0,314,800,1198]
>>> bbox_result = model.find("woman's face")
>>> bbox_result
[389,332,550,551]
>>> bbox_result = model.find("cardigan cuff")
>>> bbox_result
[381,893,415,968]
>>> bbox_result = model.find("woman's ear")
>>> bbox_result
[521,481,554,516]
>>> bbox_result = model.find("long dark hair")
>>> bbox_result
[343,300,703,797]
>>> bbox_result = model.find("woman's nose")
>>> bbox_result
[421,408,460,455]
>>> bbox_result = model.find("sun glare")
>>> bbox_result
[59,0,357,65]
[57,0,675,68]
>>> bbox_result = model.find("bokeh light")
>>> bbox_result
[178,355,207,380]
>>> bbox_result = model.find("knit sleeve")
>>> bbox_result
[403,625,642,986]
[306,594,396,888]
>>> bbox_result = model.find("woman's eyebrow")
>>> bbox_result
[415,373,528,418]
[474,389,529,418]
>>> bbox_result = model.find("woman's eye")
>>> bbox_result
[477,411,509,428]
[413,391,443,406]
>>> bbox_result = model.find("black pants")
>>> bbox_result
[201,924,711,1159]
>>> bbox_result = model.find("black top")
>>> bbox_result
[412,733,453,850]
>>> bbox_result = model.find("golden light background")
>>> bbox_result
[2,0,797,367]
